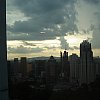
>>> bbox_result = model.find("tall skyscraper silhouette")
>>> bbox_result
[0,0,9,99]
[79,40,96,85]
[60,50,70,81]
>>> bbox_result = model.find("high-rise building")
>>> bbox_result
[34,60,46,78]
[0,0,9,99]
[79,40,96,85]
[46,56,57,84]
[20,57,27,77]
[60,50,70,81]
[69,53,80,82]
[13,58,20,75]
[27,63,33,74]
[94,57,100,76]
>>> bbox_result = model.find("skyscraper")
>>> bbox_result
[69,53,80,82]
[46,56,57,84]
[20,57,27,77]
[79,40,96,85]
[0,0,9,99]
[60,50,70,81]
[14,58,19,75]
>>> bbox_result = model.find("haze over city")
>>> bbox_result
[7,0,100,59]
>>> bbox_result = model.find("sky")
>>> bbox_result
[6,0,100,60]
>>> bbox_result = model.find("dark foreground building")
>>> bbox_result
[79,40,96,85]
[0,0,9,99]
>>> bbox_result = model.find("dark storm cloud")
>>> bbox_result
[7,31,57,41]
[14,0,74,16]
[7,0,78,38]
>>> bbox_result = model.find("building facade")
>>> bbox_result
[20,57,27,77]
[34,60,46,79]
[13,58,20,75]
[79,40,96,85]
[69,53,80,83]
[0,0,9,99]
[46,56,57,84]
[60,51,70,81]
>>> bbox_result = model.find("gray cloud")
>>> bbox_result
[6,0,100,56]
[59,36,69,49]
[13,0,75,16]
[7,0,16,11]
[7,0,79,51]
[7,0,78,39]
[7,31,56,41]
[76,0,100,50]
[83,0,100,4]
[91,27,100,49]
[22,41,36,46]
[73,46,79,49]
[84,0,100,49]
[8,45,43,54]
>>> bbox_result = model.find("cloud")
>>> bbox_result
[76,0,100,50]
[13,0,75,16]
[59,36,69,49]
[91,27,100,49]
[7,0,78,39]
[22,41,36,46]
[73,46,79,49]
[6,0,79,51]
[83,0,100,4]
[7,31,56,41]
[8,45,44,54]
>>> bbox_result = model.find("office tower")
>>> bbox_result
[34,60,46,78]
[20,57,27,77]
[14,58,19,75]
[69,54,80,82]
[80,40,96,85]
[7,61,11,78]
[27,63,33,74]
[60,50,70,81]
[0,0,9,99]
[46,56,57,84]
[94,57,100,76]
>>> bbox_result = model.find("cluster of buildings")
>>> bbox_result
[7,57,33,83]
[8,40,100,86]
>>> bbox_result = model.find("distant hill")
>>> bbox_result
[28,56,60,62]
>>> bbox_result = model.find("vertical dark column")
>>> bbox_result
[86,52,88,84]
[0,0,9,99]
[60,51,63,73]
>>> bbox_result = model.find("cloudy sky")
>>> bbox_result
[7,0,100,59]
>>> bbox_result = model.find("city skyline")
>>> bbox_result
[7,40,98,87]
[7,40,100,60]
[7,0,100,59]
[3,1,100,99]
[7,40,100,100]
